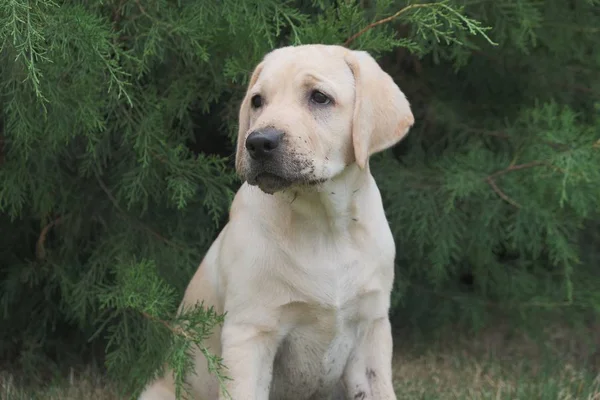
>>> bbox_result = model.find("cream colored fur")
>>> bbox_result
[139,44,414,400]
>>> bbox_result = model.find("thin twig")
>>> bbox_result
[111,0,128,25]
[491,161,544,177]
[139,311,232,399]
[0,131,4,165]
[486,176,521,208]
[489,161,544,178]
[135,0,151,19]
[95,174,186,250]
[344,3,435,46]
[140,311,193,340]
[36,216,64,260]
[485,161,544,208]
[463,128,570,151]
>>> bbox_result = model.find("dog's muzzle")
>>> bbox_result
[244,128,293,194]
[243,128,325,194]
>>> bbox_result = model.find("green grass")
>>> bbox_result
[2,324,599,399]
[392,343,600,399]
[0,366,120,400]
[392,323,600,399]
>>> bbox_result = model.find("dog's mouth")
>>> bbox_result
[244,153,328,194]
[247,172,327,195]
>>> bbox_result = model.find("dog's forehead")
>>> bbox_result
[257,46,353,89]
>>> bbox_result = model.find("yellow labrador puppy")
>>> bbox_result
[140,44,414,400]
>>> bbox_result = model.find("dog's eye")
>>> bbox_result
[310,90,331,105]
[251,94,263,108]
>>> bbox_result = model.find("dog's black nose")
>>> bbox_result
[245,128,284,160]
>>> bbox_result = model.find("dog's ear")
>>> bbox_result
[235,61,265,176]
[344,50,414,169]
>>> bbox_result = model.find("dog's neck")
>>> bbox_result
[275,163,373,230]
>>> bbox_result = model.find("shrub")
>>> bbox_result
[1,0,598,396]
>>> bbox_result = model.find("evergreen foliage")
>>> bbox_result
[0,0,598,397]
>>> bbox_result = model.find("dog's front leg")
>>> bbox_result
[343,317,396,399]
[219,321,279,400]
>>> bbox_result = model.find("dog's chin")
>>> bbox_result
[247,172,327,195]
[248,173,293,195]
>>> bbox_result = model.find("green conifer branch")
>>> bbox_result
[345,1,498,48]
[0,0,598,394]
[95,173,186,250]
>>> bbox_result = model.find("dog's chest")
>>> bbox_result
[278,234,384,305]
[269,307,363,400]
[267,245,386,399]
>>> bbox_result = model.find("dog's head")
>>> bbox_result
[235,44,414,194]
